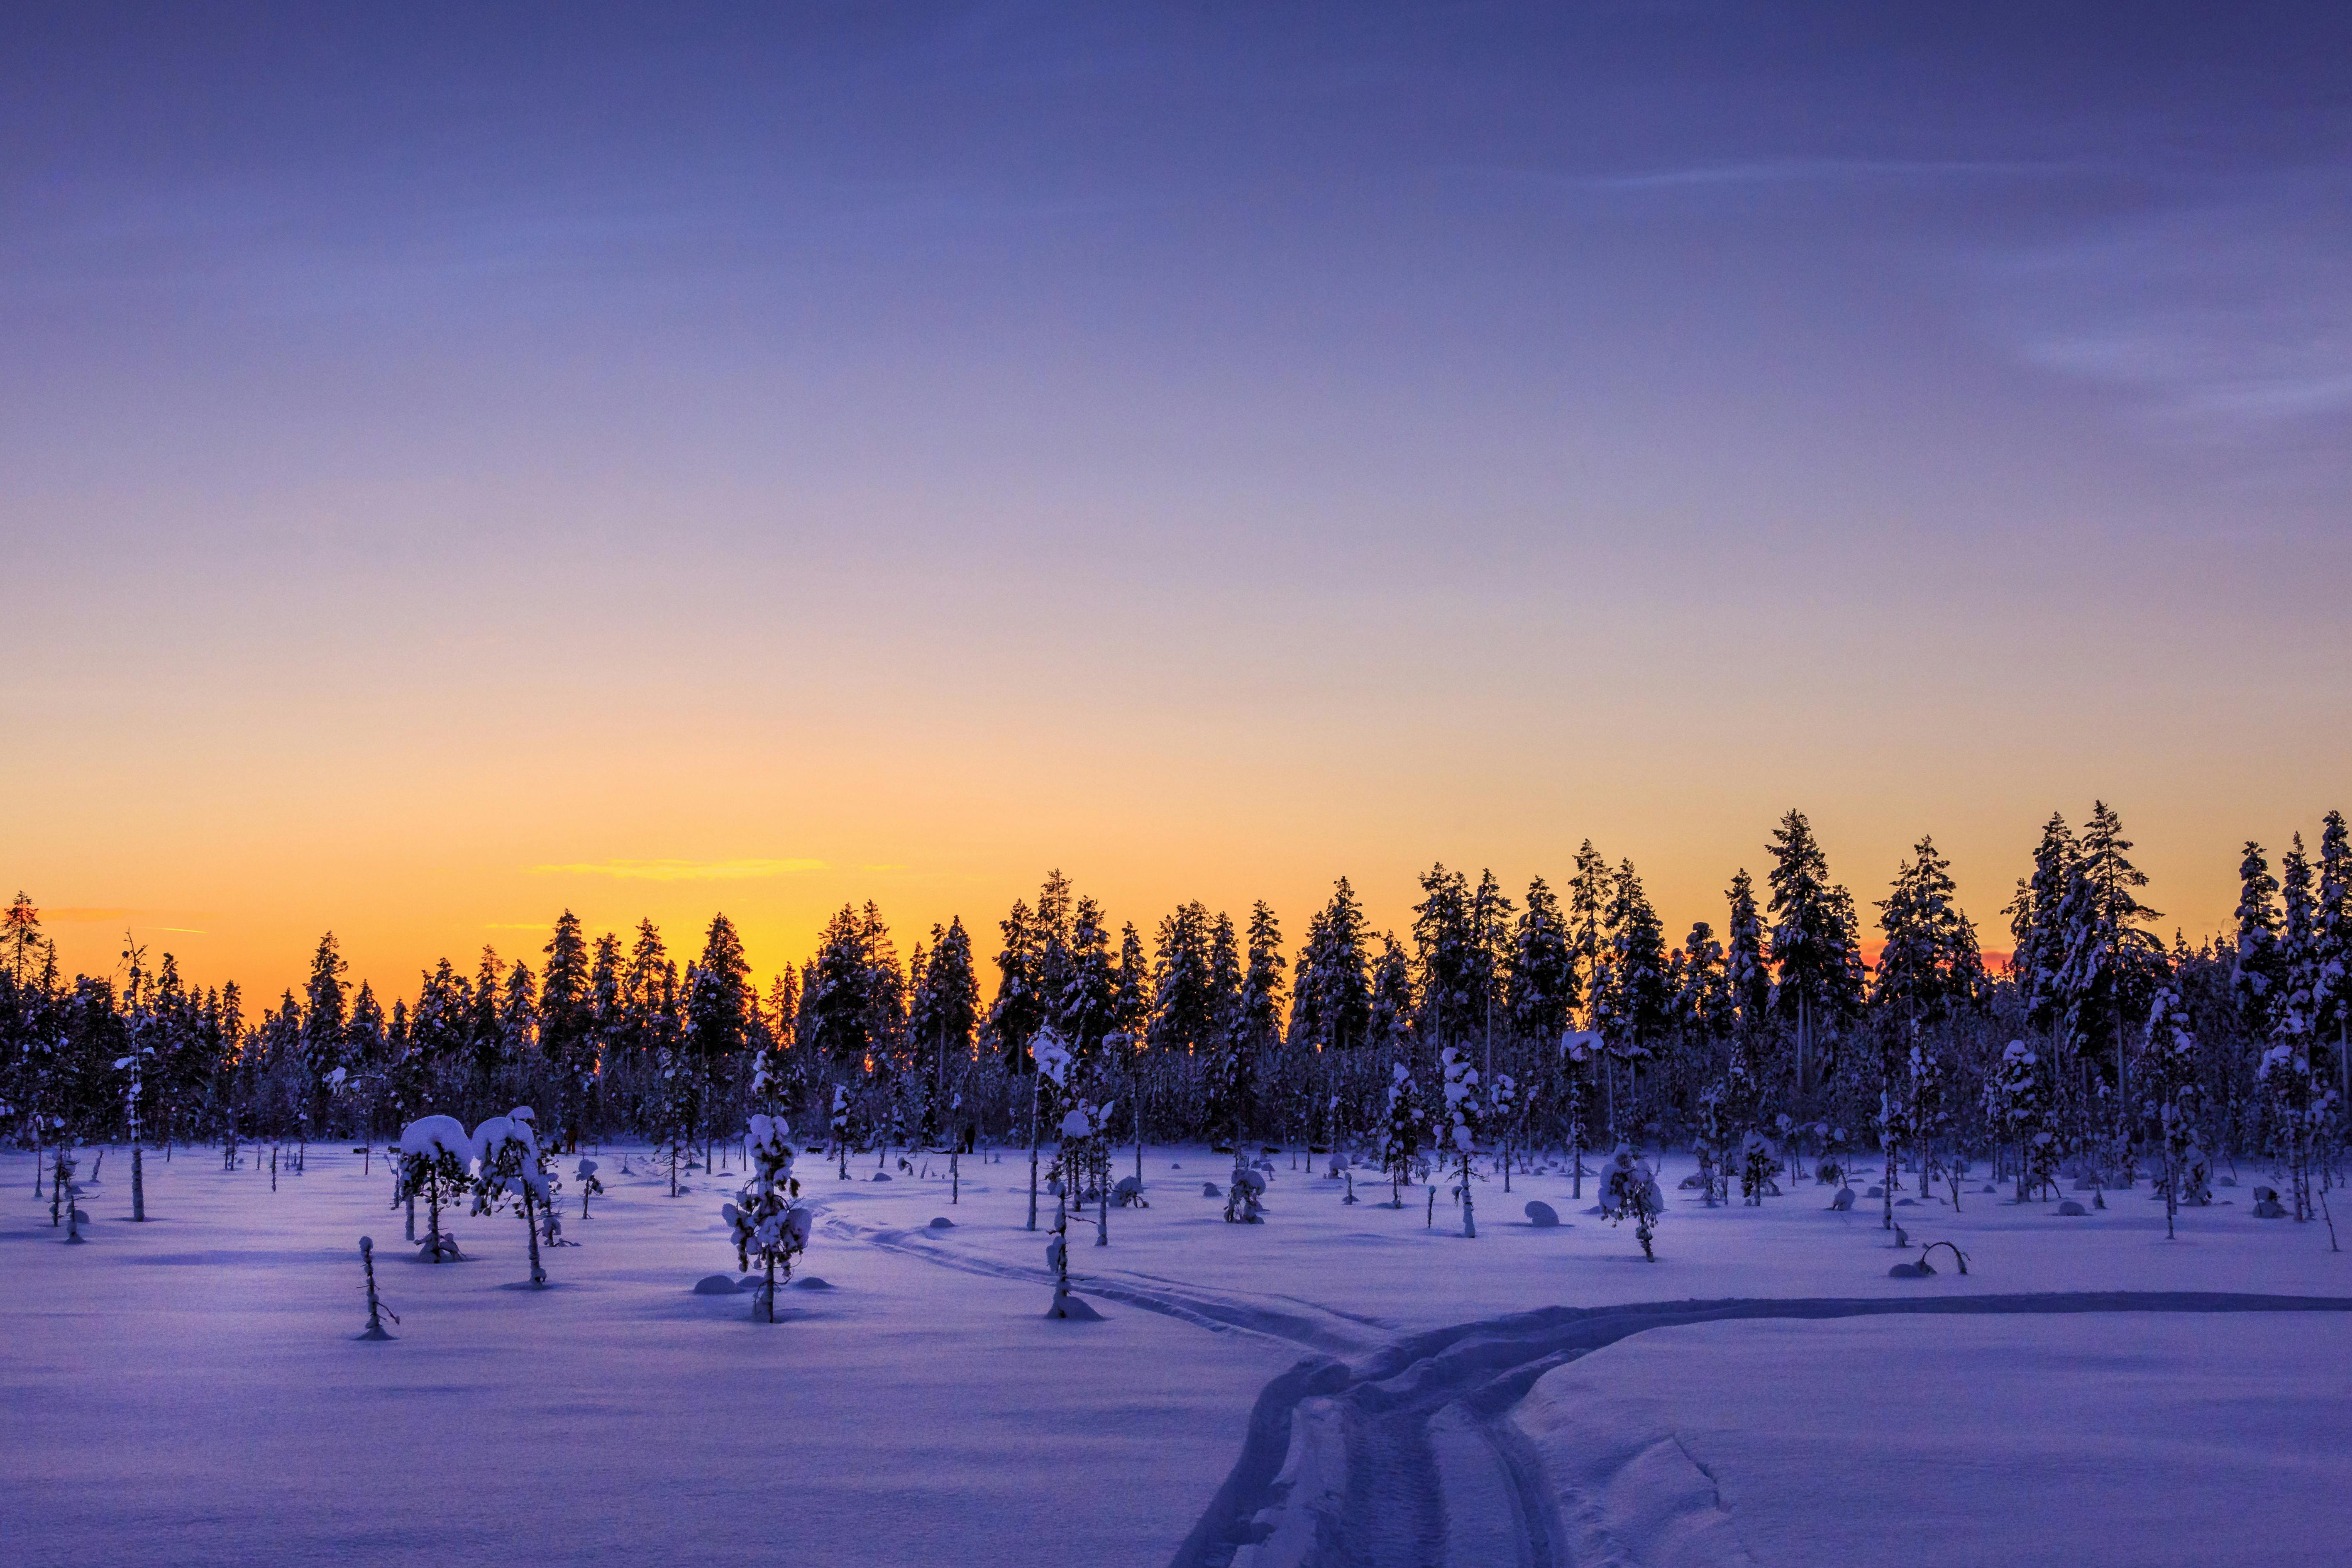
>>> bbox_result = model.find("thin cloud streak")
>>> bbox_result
[527,858,830,882]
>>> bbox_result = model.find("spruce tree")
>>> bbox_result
[2054,801,2167,1120]
[1723,870,1769,1031]
[2233,841,2283,1037]
[540,911,591,1148]
[1766,810,1848,1094]
[1380,1060,1421,1206]
[1438,1040,1480,1237]
[2314,811,2352,1101]
[1413,865,1475,1049]
[2141,981,2206,1238]
[1508,877,1577,1057]
[686,913,752,1133]
[2008,813,2078,1033]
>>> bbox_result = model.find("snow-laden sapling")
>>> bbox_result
[114,1040,157,1222]
[395,1115,473,1262]
[1381,1061,1421,1208]
[49,1144,75,1229]
[356,1236,399,1340]
[1439,1042,1481,1238]
[1738,1130,1782,1206]
[576,1157,603,1219]
[724,1114,811,1323]
[1600,1144,1663,1260]
[471,1108,553,1287]
[2143,981,2207,1240]
[54,1148,89,1243]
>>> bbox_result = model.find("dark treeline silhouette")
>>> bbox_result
[5,805,2347,1215]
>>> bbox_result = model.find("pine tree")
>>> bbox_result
[1567,843,1607,1024]
[301,933,349,1134]
[2141,981,2206,1238]
[1148,901,1219,1061]
[1297,878,1372,1052]
[1056,896,1120,1067]
[1380,1060,1421,1206]
[1987,1040,2058,1202]
[2054,801,2167,1116]
[395,1114,473,1261]
[540,911,591,1148]
[2315,811,2352,1102]
[1467,869,1516,1079]
[471,1108,552,1286]
[1600,1144,1663,1259]
[1873,835,1983,1023]
[726,1113,809,1321]
[1766,810,1849,1093]
[686,913,752,1109]
[1438,1040,1480,1238]
[1507,877,1577,1052]
[2233,841,2283,1037]
[1413,865,1475,1048]
[1723,870,1769,1030]
[2009,812,2080,1032]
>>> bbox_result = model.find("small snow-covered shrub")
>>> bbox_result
[471,1109,553,1286]
[395,1115,473,1262]
[1600,1144,1663,1260]
[725,1114,810,1322]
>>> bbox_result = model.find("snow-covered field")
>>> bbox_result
[5,1143,2347,1567]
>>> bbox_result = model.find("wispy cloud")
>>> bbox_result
[1983,171,2352,430]
[527,858,829,882]
[1481,156,2068,197]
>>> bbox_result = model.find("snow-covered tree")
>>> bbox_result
[1986,1041,2057,1203]
[395,1114,472,1261]
[2008,812,2078,1032]
[2052,802,2167,1117]
[471,1107,553,1286]
[2234,841,2283,1037]
[2141,982,2207,1238]
[725,1113,810,1321]
[2315,810,2352,1103]
[1380,1060,1421,1207]
[1600,1144,1663,1260]
[1723,870,1770,1033]
[1439,1040,1480,1238]
[1737,1128,1781,1207]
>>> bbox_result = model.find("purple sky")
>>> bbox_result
[6,3,2349,994]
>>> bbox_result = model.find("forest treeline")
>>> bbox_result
[5,805,2347,1209]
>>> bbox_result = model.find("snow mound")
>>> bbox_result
[928,1216,955,1229]
[1046,1291,1104,1321]
[691,1275,743,1295]
[1524,1201,1560,1228]
[792,1276,835,1290]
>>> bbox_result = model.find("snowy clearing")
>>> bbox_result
[4,1141,2346,1567]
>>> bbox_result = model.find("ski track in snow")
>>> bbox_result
[822,1200,2352,1568]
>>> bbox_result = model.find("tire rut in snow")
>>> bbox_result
[1173,1291,2352,1568]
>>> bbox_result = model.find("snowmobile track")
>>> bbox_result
[1173,1290,2352,1568]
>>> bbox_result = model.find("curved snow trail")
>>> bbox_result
[1170,1291,2352,1568]
[821,1214,1386,1353]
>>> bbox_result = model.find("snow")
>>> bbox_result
[4,1141,2347,1566]
[396,1114,473,1164]
[1515,1314,2352,1568]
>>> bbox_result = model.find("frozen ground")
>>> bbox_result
[3,1141,2347,1567]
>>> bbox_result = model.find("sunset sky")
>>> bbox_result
[7,3,2348,1002]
